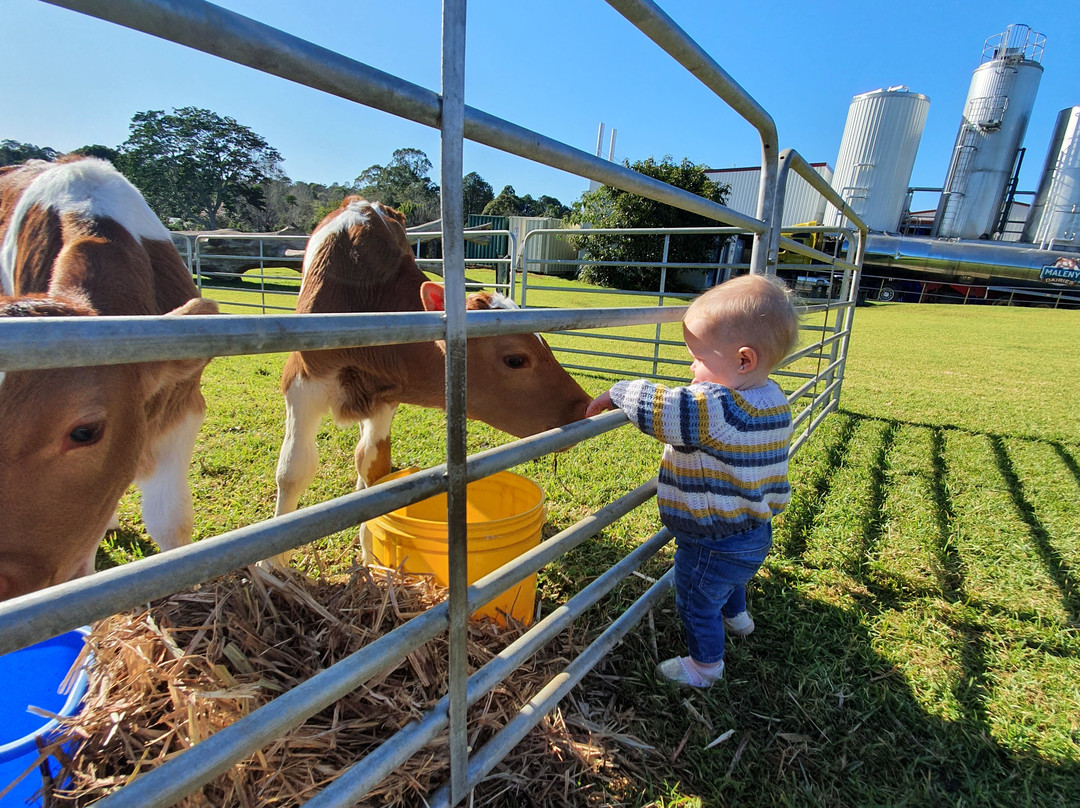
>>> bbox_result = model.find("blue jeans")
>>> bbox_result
[672,521,772,664]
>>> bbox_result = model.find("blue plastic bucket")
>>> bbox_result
[0,628,90,806]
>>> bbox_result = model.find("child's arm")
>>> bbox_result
[609,379,738,449]
[585,389,614,418]
[608,379,700,446]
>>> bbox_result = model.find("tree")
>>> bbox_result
[355,147,440,226]
[71,144,121,164]
[567,156,729,290]
[240,178,350,232]
[0,139,58,167]
[537,195,571,219]
[118,107,284,229]
[483,185,569,218]
[482,185,518,217]
[462,172,494,215]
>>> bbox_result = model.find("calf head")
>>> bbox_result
[420,282,591,437]
[0,294,215,601]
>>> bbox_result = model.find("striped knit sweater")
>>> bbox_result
[608,378,793,540]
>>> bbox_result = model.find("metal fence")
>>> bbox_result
[181,229,519,309]
[174,225,848,385]
[176,229,1078,314]
[860,272,1080,308]
[0,1,867,806]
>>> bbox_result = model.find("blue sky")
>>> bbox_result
[5,1,1079,210]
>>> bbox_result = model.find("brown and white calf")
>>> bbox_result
[273,197,591,563]
[0,157,218,601]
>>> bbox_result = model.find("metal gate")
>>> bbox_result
[0,1,868,805]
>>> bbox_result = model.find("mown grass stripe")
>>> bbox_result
[869,599,967,724]
[930,427,964,600]
[773,411,853,558]
[1000,437,1080,623]
[868,424,943,600]
[982,640,1080,762]
[944,431,1065,620]
[802,417,891,573]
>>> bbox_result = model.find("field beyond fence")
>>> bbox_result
[101,298,1079,806]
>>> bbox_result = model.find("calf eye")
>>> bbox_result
[503,354,529,370]
[68,423,104,447]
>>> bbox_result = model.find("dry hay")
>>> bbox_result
[39,564,654,807]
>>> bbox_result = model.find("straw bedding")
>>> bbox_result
[42,564,654,807]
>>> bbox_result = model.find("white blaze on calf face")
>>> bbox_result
[482,291,545,344]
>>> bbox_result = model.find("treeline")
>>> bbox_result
[4,107,732,291]
[1,106,571,234]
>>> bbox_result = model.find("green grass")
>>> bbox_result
[100,292,1080,807]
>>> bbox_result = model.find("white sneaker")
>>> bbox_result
[656,656,724,688]
[723,610,755,637]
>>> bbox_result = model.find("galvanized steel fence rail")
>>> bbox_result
[0,1,868,805]
[860,272,1080,307]
[181,230,518,310]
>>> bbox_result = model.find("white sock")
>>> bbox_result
[689,657,723,683]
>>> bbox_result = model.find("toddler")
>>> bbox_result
[585,273,799,687]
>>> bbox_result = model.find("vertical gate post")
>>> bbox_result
[439,1,469,803]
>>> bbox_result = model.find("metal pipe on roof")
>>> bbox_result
[863,233,1077,285]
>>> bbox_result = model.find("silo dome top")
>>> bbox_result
[852,86,930,103]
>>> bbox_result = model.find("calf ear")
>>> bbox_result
[381,204,407,226]
[139,297,218,399]
[420,282,446,312]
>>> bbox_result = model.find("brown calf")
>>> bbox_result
[0,157,218,600]
[273,197,590,563]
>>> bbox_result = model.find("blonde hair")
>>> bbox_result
[684,273,800,370]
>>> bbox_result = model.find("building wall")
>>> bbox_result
[705,163,834,227]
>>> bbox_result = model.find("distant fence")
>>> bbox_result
[859,272,1080,308]
[173,229,519,310]
[172,225,851,396]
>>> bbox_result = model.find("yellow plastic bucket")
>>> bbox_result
[367,468,545,625]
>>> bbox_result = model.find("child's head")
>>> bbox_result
[683,274,799,384]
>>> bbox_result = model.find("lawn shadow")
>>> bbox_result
[988,435,1080,621]
[930,426,964,599]
[774,412,858,558]
[1051,441,1080,489]
[586,412,1080,806]
[594,555,1078,807]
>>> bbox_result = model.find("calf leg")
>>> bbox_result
[275,376,332,516]
[272,376,332,566]
[355,403,397,565]
[138,408,203,552]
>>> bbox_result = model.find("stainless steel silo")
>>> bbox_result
[828,86,929,232]
[1020,106,1080,248]
[932,24,1045,240]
